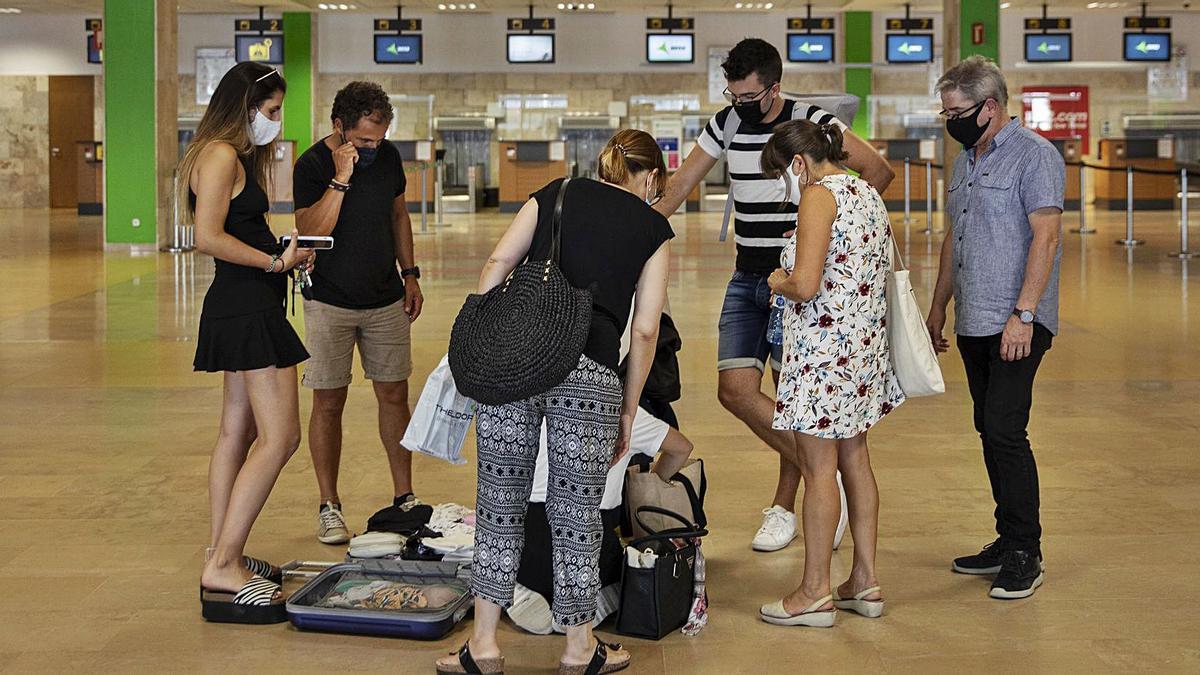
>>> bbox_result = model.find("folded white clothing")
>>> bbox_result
[428,503,474,533]
[424,529,475,554]
[348,531,405,559]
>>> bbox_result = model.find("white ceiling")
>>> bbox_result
[2,0,1195,14]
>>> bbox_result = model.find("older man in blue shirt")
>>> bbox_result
[926,56,1064,601]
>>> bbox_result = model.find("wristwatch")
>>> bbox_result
[1013,307,1036,324]
[401,266,421,280]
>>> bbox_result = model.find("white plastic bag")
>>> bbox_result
[885,242,946,398]
[401,355,475,465]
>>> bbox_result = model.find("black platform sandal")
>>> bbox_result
[200,574,287,624]
[435,642,505,675]
[558,640,630,675]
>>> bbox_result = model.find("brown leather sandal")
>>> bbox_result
[436,642,504,675]
[558,640,630,675]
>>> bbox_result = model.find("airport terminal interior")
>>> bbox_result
[1,0,1198,672]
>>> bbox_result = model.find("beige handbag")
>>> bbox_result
[624,458,707,539]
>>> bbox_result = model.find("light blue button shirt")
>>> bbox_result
[946,118,1065,337]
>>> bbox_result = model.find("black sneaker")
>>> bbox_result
[952,539,1004,575]
[989,549,1045,599]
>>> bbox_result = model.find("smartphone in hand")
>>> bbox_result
[279,235,334,250]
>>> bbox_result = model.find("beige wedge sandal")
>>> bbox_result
[759,594,837,627]
[833,586,884,618]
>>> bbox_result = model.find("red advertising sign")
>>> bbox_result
[1022,85,1089,150]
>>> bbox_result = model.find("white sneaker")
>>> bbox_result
[833,471,849,551]
[317,501,351,545]
[752,505,797,552]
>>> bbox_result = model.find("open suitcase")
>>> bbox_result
[284,559,473,640]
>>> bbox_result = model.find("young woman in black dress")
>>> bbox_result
[178,62,315,624]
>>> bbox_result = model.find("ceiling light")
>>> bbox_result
[338,3,348,9]
[999,1,1010,8]
[558,2,565,6]
[587,2,595,7]
[765,2,773,7]
[469,2,477,8]
[438,3,446,8]
[448,3,457,8]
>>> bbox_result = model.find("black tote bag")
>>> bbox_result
[614,506,708,640]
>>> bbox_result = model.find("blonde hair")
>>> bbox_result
[176,62,285,224]
[597,129,667,200]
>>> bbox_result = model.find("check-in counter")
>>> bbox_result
[499,141,567,213]
[870,139,938,211]
[393,140,439,213]
[1094,138,1176,210]
[76,141,103,215]
[1049,139,1083,210]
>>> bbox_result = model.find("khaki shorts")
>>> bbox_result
[301,299,413,389]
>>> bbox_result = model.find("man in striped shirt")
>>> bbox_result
[655,38,893,553]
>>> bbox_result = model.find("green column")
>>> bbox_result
[282,12,313,148]
[843,11,872,139]
[103,0,157,245]
[960,0,1000,61]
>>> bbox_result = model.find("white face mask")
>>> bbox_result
[249,109,281,146]
[785,160,807,205]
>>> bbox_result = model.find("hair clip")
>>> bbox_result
[615,143,627,156]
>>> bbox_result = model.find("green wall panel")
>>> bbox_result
[282,12,313,148]
[960,0,1000,61]
[103,0,157,245]
[843,12,872,139]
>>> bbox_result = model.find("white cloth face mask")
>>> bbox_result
[249,109,281,146]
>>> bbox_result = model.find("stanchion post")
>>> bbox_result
[419,163,429,234]
[1170,167,1195,259]
[1116,165,1144,247]
[921,161,933,235]
[1071,163,1095,234]
[903,157,912,225]
[432,158,448,228]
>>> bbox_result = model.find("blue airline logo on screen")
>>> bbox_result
[795,40,826,55]
[1133,39,1163,55]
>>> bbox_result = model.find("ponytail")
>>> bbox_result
[597,129,667,199]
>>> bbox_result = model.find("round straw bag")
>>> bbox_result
[448,178,592,406]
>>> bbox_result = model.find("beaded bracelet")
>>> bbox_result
[329,179,351,193]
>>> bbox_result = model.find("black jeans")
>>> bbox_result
[957,324,1052,552]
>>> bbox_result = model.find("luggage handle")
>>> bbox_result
[280,559,339,580]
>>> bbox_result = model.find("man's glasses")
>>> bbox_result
[722,85,772,105]
[939,100,987,120]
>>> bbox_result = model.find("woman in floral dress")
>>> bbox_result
[759,120,905,628]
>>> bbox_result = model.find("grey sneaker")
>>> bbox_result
[317,501,351,545]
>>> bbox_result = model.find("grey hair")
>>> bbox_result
[935,55,1009,107]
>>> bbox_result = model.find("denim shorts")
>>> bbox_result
[717,271,783,373]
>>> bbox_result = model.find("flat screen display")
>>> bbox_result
[374,34,422,64]
[1123,32,1171,61]
[885,33,933,63]
[1024,33,1072,62]
[646,33,695,63]
[787,33,835,63]
[87,33,102,64]
[236,34,284,65]
[507,34,555,63]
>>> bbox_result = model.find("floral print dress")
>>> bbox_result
[773,173,905,439]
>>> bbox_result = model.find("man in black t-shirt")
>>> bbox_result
[294,81,424,545]
[655,39,894,554]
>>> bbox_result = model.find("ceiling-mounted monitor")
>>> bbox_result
[507,34,555,63]
[787,33,835,63]
[235,34,284,65]
[1024,33,1072,62]
[375,34,423,64]
[1123,32,1171,61]
[646,33,695,63]
[885,33,933,63]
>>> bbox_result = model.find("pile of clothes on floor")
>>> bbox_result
[348,501,475,564]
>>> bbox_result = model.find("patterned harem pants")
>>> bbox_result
[471,355,622,627]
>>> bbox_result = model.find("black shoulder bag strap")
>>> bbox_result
[551,177,571,264]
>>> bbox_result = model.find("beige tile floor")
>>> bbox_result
[1,202,1198,673]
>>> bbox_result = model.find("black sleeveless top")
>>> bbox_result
[190,155,286,319]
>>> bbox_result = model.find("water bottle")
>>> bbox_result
[766,294,786,346]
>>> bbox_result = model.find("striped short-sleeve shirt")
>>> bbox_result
[696,99,847,274]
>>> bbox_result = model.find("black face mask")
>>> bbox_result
[340,130,379,169]
[946,101,989,149]
[734,91,773,125]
